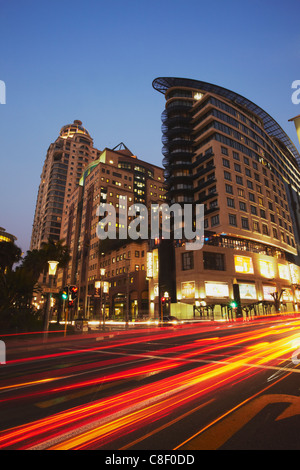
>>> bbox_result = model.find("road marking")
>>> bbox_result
[177,394,300,450]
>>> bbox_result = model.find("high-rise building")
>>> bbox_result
[59,144,166,320]
[30,120,97,250]
[153,77,300,319]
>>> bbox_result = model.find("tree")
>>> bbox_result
[40,238,70,270]
[0,267,36,312]
[270,289,285,313]
[21,248,47,285]
[0,241,22,272]
[0,239,70,331]
[22,238,70,284]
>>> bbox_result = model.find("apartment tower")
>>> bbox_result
[30,120,98,250]
[153,77,300,319]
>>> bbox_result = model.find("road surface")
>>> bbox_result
[0,315,300,450]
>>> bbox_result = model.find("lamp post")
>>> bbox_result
[44,260,59,339]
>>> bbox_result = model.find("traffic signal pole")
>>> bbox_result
[233,281,243,319]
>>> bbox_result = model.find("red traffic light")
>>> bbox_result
[68,300,74,307]
[70,286,78,299]
[161,297,166,304]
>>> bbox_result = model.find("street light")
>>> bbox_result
[44,260,59,339]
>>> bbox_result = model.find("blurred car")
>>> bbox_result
[160,316,181,326]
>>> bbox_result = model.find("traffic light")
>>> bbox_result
[68,299,74,308]
[70,286,78,300]
[61,287,68,301]
[161,296,166,306]
[230,300,238,309]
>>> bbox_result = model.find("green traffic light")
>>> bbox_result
[62,291,68,300]
[230,301,238,308]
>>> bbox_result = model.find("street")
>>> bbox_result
[0,316,300,450]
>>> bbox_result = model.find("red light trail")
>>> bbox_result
[0,318,299,449]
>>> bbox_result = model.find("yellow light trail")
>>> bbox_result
[0,320,300,450]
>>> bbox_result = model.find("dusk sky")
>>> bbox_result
[0,0,300,254]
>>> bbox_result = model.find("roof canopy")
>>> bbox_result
[153,77,300,166]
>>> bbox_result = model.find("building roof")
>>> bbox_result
[153,77,300,167]
[59,120,91,139]
[0,227,17,243]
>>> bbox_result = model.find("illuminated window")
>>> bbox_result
[234,255,254,274]
[253,221,260,233]
[259,260,274,278]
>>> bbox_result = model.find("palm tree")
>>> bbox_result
[40,238,70,270]
[22,239,70,283]
[21,248,48,284]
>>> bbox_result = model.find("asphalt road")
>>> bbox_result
[1,315,300,451]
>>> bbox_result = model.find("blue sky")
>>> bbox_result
[1,0,300,254]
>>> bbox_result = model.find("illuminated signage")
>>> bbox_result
[234,256,254,274]
[278,264,290,281]
[103,281,109,294]
[239,284,257,300]
[95,281,109,293]
[181,281,195,299]
[289,264,300,284]
[147,252,153,278]
[263,285,276,301]
[259,260,275,278]
[205,282,229,298]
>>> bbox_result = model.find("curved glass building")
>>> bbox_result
[153,77,300,318]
